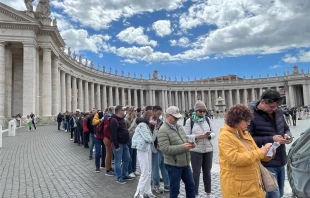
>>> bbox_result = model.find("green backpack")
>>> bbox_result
[287,127,310,198]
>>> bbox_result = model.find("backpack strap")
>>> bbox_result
[190,118,194,135]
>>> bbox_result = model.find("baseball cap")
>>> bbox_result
[76,109,81,112]
[166,106,182,119]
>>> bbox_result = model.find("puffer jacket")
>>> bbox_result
[248,101,292,167]
[218,124,272,198]
[131,118,153,152]
[157,121,190,167]
[184,117,215,153]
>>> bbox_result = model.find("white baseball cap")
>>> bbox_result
[76,109,81,112]
[166,106,182,119]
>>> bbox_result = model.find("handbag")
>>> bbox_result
[235,130,278,192]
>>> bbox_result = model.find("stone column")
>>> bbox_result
[84,81,89,111]
[236,89,240,104]
[96,84,101,110]
[36,48,40,115]
[221,90,225,103]
[108,86,113,107]
[90,83,95,109]
[128,89,132,106]
[188,91,192,109]
[165,90,168,110]
[66,74,72,112]
[215,90,218,109]
[161,90,165,109]
[149,90,152,105]
[169,90,172,107]
[194,90,198,102]
[175,91,179,107]
[4,45,12,117]
[121,88,125,106]
[181,91,185,112]
[152,90,156,105]
[289,85,295,107]
[243,89,248,105]
[102,85,107,110]
[229,89,233,108]
[140,89,144,107]
[259,88,263,97]
[208,90,212,110]
[201,90,205,104]
[61,71,66,112]
[42,48,52,116]
[72,77,77,111]
[115,87,120,105]
[134,89,138,107]
[51,57,59,115]
[78,78,83,112]
[251,88,255,101]
[303,84,309,106]
[0,43,5,119]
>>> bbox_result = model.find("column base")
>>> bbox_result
[35,116,56,125]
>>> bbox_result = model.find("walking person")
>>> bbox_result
[132,116,155,198]
[125,106,139,178]
[30,112,36,130]
[57,112,64,130]
[218,104,274,198]
[284,108,292,125]
[24,115,33,131]
[290,108,297,126]
[157,106,196,198]
[184,100,216,198]
[249,89,293,198]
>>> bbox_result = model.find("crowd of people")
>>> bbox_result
[55,89,292,198]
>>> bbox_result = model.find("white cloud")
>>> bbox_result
[170,37,190,47]
[269,65,282,69]
[152,20,172,37]
[179,0,310,56]
[282,51,310,63]
[122,59,138,64]
[51,0,184,30]
[117,27,157,47]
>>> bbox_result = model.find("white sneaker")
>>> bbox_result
[134,171,141,176]
[70,139,73,141]
[129,173,136,178]
[65,130,67,132]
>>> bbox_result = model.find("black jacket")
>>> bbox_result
[110,114,129,149]
[57,113,64,122]
[87,115,94,134]
[249,101,292,167]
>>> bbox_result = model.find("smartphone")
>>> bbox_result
[205,132,211,135]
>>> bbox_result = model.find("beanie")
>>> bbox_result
[194,100,206,111]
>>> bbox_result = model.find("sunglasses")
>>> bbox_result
[197,110,206,113]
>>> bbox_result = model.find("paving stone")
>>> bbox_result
[0,118,307,197]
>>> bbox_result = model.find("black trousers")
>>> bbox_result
[57,121,61,130]
[32,119,36,129]
[190,151,213,195]
[84,133,89,147]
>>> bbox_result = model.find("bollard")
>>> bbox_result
[0,125,2,148]
[8,120,16,137]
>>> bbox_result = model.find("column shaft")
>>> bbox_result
[115,87,119,105]
[181,91,185,112]
[303,84,309,106]
[121,88,125,106]
[243,89,248,105]
[108,86,113,107]
[66,74,72,112]
[174,91,178,107]
[42,48,52,116]
[90,83,95,109]
[4,46,12,117]
[251,88,255,101]
[169,91,172,107]
[140,89,144,107]
[84,81,89,111]
[289,85,294,107]
[128,89,132,106]
[78,79,83,111]
[152,90,156,105]
[102,85,107,110]
[0,43,5,118]
[134,89,138,107]
[215,90,218,109]
[72,77,77,111]
[61,71,66,112]
[201,90,205,104]
[96,84,101,110]
[236,89,240,104]
[188,91,192,109]
[149,90,152,105]
[194,91,198,102]
[208,90,212,110]
[229,89,233,108]
[51,58,59,115]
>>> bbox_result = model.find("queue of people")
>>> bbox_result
[55,88,291,198]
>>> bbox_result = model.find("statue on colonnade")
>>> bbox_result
[115,69,118,76]
[121,70,124,77]
[79,55,82,63]
[128,72,130,77]
[73,51,76,60]
[149,73,151,79]
[140,74,143,79]
[134,73,136,78]
[25,0,35,12]
[52,18,57,26]
[97,63,100,71]
[36,0,51,17]
[85,59,88,66]
[103,66,106,73]
[181,77,183,82]
[109,67,112,74]
[153,70,158,80]
[90,61,94,68]
[67,47,71,56]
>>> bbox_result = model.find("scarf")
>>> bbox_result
[191,112,205,122]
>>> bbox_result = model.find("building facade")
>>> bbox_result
[0,3,309,126]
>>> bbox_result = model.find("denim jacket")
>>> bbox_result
[131,122,153,152]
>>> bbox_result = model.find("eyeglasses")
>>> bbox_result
[120,109,125,111]
[197,110,206,113]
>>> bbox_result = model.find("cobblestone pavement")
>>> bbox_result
[0,118,308,198]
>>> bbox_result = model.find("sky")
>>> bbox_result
[2,0,310,80]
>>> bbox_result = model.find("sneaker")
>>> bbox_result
[65,130,67,132]
[164,186,170,192]
[89,156,93,160]
[116,179,126,184]
[112,160,115,164]
[123,175,133,180]
[153,186,164,194]
[70,139,73,141]
[129,173,136,178]
[100,166,105,169]
[134,171,141,176]
[134,193,144,198]
[95,168,100,173]
[105,170,115,176]
[144,193,156,198]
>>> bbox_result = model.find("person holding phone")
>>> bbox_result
[184,100,216,198]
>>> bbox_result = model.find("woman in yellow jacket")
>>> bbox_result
[218,104,273,198]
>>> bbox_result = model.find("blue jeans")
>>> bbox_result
[152,151,170,187]
[95,138,106,169]
[128,147,137,174]
[165,164,195,198]
[266,166,285,198]
[89,133,95,157]
[112,144,130,180]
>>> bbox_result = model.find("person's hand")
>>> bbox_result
[184,143,193,150]
[284,134,293,144]
[273,135,290,144]
[115,148,120,152]
[196,134,207,139]
[260,145,269,155]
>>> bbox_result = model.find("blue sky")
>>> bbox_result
[3,0,310,79]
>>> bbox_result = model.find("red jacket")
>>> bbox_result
[83,118,89,133]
